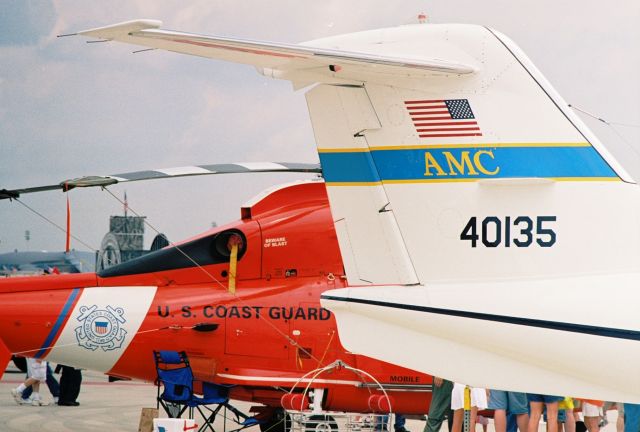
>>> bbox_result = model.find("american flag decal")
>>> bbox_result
[405,99,482,138]
[94,321,108,335]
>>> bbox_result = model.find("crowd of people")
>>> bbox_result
[423,378,638,432]
[6,360,638,432]
[10,357,82,407]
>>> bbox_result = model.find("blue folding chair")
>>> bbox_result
[154,350,259,432]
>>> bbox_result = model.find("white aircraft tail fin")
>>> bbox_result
[303,24,634,285]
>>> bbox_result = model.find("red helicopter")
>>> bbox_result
[0,175,433,429]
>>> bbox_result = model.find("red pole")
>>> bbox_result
[65,195,71,252]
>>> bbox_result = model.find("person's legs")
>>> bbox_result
[507,392,529,432]
[17,358,47,405]
[557,410,567,432]
[488,390,508,432]
[21,377,38,388]
[584,416,600,432]
[68,368,82,403]
[546,402,560,432]
[583,417,599,432]
[12,376,38,403]
[45,364,60,400]
[582,403,600,432]
[470,406,478,432]
[623,403,640,432]
[476,415,489,432]
[450,384,466,432]
[564,410,576,432]
[495,411,507,432]
[616,403,624,432]
[452,409,463,432]
[528,401,544,432]
[59,366,71,403]
[60,366,82,404]
[513,415,527,432]
[30,381,46,406]
[21,372,33,400]
[507,414,518,432]
[617,414,624,432]
[448,411,454,432]
[426,380,454,432]
[395,414,408,432]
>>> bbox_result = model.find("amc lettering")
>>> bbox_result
[424,150,499,177]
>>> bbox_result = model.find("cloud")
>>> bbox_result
[1,0,638,253]
[0,0,56,46]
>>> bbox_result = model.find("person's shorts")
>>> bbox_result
[527,393,564,404]
[583,402,603,417]
[559,398,574,410]
[558,410,566,423]
[26,358,46,382]
[451,383,488,410]
[545,409,566,423]
[488,390,529,414]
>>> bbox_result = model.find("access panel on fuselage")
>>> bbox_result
[289,301,337,369]
[223,304,290,359]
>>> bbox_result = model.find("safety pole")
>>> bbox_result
[463,386,471,432]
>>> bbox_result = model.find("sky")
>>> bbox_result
[0,0,639,255]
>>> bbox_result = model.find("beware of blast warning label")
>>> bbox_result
[158,304,332,320]
[264,237,287,248]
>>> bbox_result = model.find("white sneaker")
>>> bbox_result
[18,396,33,405]
[31,398,47,406]
[10,388,23,405]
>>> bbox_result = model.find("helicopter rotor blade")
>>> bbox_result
[0,162,321,200]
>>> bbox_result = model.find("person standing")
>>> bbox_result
[558,398,576,432]
[425,377,454,432]
[528,394,563,432]
[578,400,604,432]
[488,390,529,432]
[623,403,639,432]
[56,364,82,406]
[11,358,48,406]
[20,362,60,404]
[451,383,488,432]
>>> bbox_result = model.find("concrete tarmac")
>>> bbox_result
[0,363,623,432]
[1,364,157,431]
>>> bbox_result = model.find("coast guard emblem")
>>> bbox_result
[75,305,127,351]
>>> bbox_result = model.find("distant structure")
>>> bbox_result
[0,250,95,276]
[96,194,169,271]
[1,194,170,275]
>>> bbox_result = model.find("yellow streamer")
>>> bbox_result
[229,242,238,295]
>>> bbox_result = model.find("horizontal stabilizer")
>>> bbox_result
[76,19,475,83]
[322,275,640,402]
[0,162,320,200]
